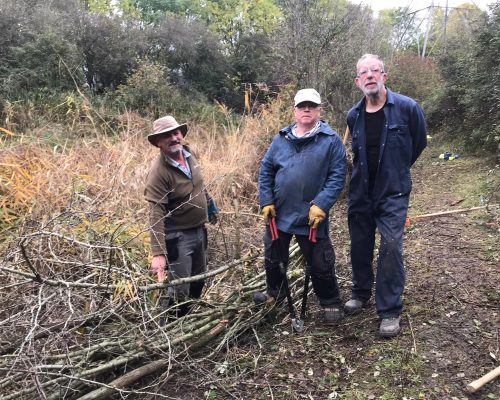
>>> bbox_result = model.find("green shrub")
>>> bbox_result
[113,61,186,117]
[0,32,82,96]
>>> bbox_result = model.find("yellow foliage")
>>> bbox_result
[0,152,52,227]
[112,278,137,302]
[0,127,16,136]
[0,97,292,249]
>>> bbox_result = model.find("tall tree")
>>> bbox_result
[72,13,147,93]
[275,0,355,87]
[378,6,421,53]
[272,0,393,126]
[84,0,114,13]
[202,0,281,49]
[467,2,500,150]
[141,13,232,103]
[124,0,281,49]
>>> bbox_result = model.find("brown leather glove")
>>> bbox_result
[261,204,276,222]
[308,204,326,229]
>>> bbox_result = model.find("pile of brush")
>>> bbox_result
[0,210,308,399]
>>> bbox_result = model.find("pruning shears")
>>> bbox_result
[267,216,316,334]
[268,216,303,332]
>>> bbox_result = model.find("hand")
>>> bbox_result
[261,204,276,222]
[151,255,167,283]
[207,198,219,225]
[308,204,326,229]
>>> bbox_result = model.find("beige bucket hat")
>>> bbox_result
[148,115,188,146]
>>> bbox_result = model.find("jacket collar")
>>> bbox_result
[354,87,395,111]
[279,119,335,138]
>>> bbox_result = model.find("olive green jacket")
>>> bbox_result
[144,147,209,256]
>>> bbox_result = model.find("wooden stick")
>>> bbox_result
[466,365,500,393]
[231,183,241,259]
[342,126,350,145]
[1,254,259,292]
[405,205,490,227]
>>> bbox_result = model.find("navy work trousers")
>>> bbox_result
[348,200,408,318]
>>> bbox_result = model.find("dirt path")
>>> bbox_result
[163,142,499,400]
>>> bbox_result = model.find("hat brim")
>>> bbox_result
[147,123,188,146]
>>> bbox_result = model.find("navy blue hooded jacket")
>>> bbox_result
[259,120,347,238]
[347,88,427,214]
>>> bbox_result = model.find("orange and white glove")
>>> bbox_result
[151,255,168,283]
[261,204,276,222]
[308,204,326,229]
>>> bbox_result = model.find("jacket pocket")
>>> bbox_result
[165,235,180,261]
[387,124,408,147]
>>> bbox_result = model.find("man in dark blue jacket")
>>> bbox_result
[256,88,347,324]
[344,54,427,337]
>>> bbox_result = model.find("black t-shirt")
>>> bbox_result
[364,107,385,193]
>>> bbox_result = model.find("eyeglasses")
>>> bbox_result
[295,102,320,109]
[357,67,384,78]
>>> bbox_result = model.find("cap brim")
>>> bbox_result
[295,100,321,106]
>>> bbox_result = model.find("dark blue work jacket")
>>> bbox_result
[259,120,347,238]
[347,88,427,214]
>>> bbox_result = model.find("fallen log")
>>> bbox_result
[77,321,230,400]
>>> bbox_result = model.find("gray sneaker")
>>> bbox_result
[379,317,401,338]
[343,298,366,314]
[324,307,343,325]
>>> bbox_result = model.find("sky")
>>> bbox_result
[360,0,495,14]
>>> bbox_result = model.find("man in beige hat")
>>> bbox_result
[144,115,218,317]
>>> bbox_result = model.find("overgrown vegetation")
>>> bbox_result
[0,0,499,398]
[0,0,498,150]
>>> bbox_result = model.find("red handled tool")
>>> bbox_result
[269,216,279,241]
[308,227,317,243]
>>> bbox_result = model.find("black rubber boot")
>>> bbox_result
[159,297,175,325]
[177,302,191,317]
[189,281,205,299]
[253,291,270,304]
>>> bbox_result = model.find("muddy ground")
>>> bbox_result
[159,139,499,400]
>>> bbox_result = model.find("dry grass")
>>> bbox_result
[0,95,293,252]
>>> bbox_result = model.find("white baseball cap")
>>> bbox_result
[294,88,321,106]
